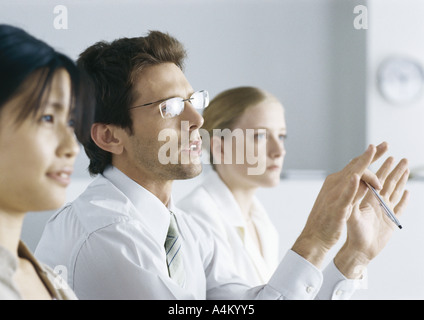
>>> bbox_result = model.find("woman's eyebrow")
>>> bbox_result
[45,101,66,112]
[249,126,287,132]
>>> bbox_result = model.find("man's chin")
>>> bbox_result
[172,163,203,180]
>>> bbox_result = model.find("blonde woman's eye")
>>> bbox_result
[279,134,287,141]
[255,133,267,140]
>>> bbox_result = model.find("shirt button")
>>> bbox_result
[306,286,314,294]
[335,290,343,296]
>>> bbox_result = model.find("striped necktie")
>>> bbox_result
[164,211,185,287]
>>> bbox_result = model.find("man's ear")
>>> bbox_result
[91,123,125,155]
[210,135,224,165]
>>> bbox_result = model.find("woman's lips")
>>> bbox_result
[267,165,281,171]
[46,168,73,187]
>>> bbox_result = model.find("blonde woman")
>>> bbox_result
[178,86,409,290]
[178,87,286,284]
[0,25,91,299]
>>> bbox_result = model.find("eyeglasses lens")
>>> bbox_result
[161,97,182,118]
[161,91,209,118]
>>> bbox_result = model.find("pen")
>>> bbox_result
[365,182,402,229]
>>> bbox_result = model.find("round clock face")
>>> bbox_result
[377,57,424,105]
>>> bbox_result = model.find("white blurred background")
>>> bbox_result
[1,0,424,299]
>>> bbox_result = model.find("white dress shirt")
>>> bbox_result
[178,170,279,285]
[35,166,363,300]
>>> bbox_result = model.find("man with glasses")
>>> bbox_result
[35,31,409,300]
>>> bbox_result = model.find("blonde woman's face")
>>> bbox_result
[217,98,286,189]
[0,69,79,214]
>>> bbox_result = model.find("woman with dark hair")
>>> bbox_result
[0,24,91,299]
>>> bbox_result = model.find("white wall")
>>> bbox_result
[0,0,369,175]
[366,0,424,175]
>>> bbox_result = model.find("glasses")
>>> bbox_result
[129,90,209,119]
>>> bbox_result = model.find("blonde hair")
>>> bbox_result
[202,86,280,167]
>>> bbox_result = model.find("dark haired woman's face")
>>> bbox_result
[0,69,79,214]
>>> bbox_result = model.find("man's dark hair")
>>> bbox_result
[77,31,187,175]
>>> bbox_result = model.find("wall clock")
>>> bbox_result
[377,57,424,105]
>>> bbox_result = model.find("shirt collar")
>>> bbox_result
[102,166,173,245]
[203,171,266,228]
[202,170,246,228]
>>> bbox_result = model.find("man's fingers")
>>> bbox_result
[380,158,409,198]
[375,157,395,184]
[390,168,410,204]
[347,144,377,177]
[372,141,389,164]
[394,190,410,217]
[361,168,383,191]
[344,145,381,204]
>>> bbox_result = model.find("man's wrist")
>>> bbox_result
[291,235,329,269]
[334,244,370,279]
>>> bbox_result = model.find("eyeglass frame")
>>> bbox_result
[128,90,209,119]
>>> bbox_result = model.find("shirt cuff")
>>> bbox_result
[267,250,323,300]
[317,260,368,300]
